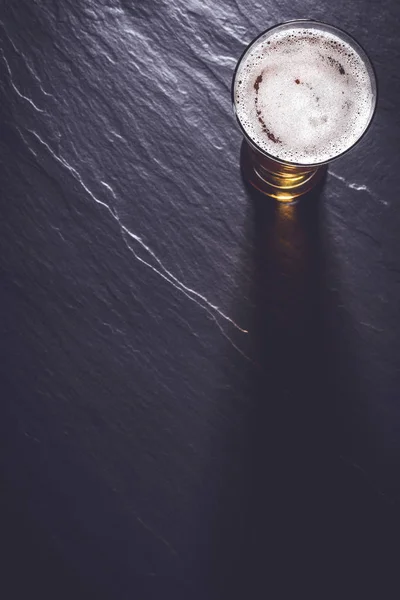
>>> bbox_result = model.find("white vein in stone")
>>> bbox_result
[25,129,248,337]
[50,223,67,242]
[101,180,117,199]
[121,228,251,358]
[110,129,125,141]
[121,226,248,333]
[134,513,178,557]
[17,127,38,157]
[359,321,384,333]
[0,20,54,98]
[339,454,387,499]
[121,231,251,360]
[1,48,44,113]
[329,170,388,206]
[6,41,248,341]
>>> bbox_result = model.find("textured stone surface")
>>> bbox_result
[1,1,400,597]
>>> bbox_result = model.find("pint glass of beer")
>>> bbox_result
[232,20,377,201]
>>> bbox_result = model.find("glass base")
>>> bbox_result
[240,142,327,203]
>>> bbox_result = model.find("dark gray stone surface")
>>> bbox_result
[1,1,400,598]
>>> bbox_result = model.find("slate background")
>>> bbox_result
[1,1,400,598]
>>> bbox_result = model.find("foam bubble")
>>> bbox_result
[234,26,375,164]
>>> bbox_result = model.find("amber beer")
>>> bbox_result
[232,20,377,201]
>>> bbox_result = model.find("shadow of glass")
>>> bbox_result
[210,165,398,599]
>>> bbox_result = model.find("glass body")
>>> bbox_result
[232,20,377,202]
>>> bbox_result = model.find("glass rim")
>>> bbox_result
[231,19,378,168]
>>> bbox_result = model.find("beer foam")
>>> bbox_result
[234,25,375,164]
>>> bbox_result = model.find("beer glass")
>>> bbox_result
[232,20,377,202]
